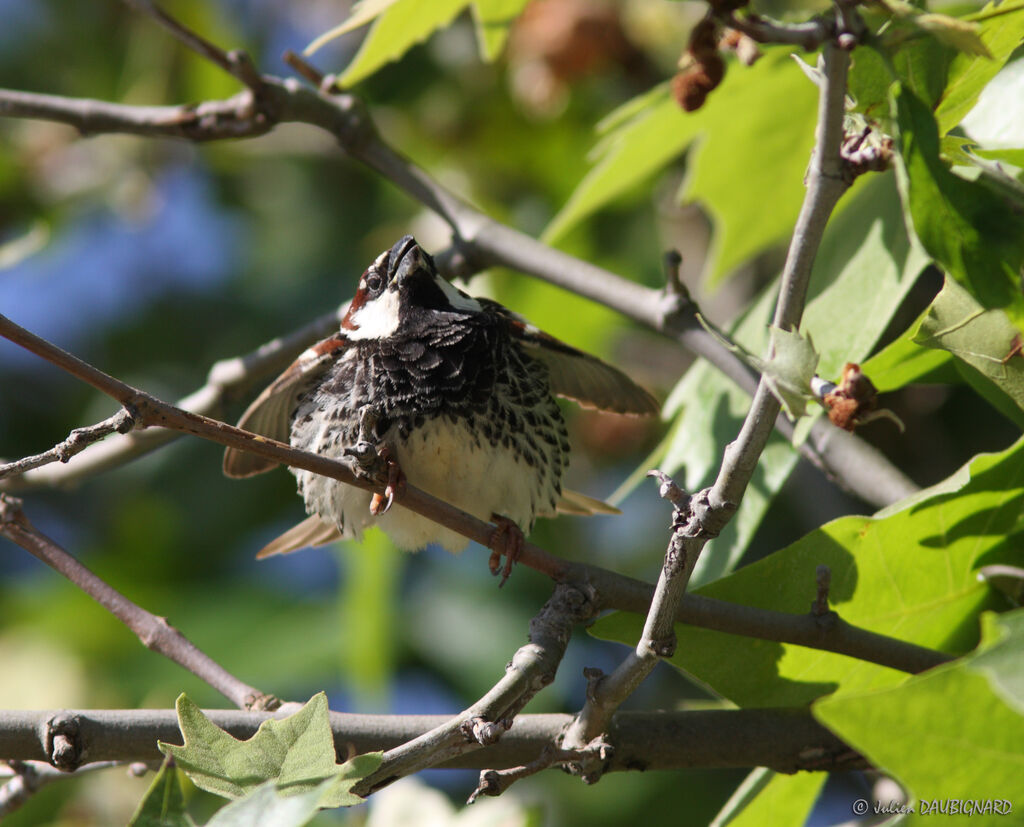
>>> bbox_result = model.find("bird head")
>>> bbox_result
[341,236,480,340]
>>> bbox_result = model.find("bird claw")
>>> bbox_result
[368,445,405,516]
[488,515,524,587]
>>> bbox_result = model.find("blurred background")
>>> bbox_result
[0,0,1017,824]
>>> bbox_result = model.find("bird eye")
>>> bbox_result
[364,273,383,295]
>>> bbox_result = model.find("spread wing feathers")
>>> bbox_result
[557,488,621,516]
[256,515,342,559]
[222,336,347,478]
[498,311,658,416]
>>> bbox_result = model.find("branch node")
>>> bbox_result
[460,716,512,747]
[646,470,690,516]
[44,715,82,771]
[645,634,677,659]
[582,667,606,703]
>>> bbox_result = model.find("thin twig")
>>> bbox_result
[0,408,138,481]
[0,307,343,492]
[122,0,265,93]
[469,739,612,803]
[352,583,595,795]
[723,11,833,50]
[0,495,276,712]
[0,760,132,818]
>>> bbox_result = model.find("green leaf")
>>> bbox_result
[651,171,926,583]
[128,757,195,827]
[913,14,991,58]
[747,327,819,420]
[159,693,381,806]
[593,437,1024,707]
[814,609,1024,807]
[935,0,1024,134]
[205,779,331,826]
[470,0,531,61]
[913,277,1024,427]
[711,770,824,827]
[891,83,1024,330]
[969,610,1024,715]
[304,0,401,55]
[859,319,957,392]
[545,49,818,282]
[334,0,471,86]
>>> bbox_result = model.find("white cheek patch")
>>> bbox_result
[346,289,402,340]
[438,278,481,312]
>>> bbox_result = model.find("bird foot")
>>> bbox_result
[488,515,524,587]
[345,442,405,515]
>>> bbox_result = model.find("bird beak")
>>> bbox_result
[389,236,424,288]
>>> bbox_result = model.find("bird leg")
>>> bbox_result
[488,515,524,587]
[343,407,405,515]
[369,445,405,515]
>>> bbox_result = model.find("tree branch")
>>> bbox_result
[0,495,276,712]
[0,408,138,481]
[559,39,856,770]
[0,312,952,676]
[353,583,595,795]
[0,707,866,774]
[0,75,917,508]
[0,308,343,492]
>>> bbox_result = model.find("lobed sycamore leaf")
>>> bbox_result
[544,49,817,284]
[159,693,381,807]
[593,436,1024,707]
[814,609,1024,805]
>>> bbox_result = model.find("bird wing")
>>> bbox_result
[222,335,348,478]
[497,309,659,416]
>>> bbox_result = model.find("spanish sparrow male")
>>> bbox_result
[223,236,657,569]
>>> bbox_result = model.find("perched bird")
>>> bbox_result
[223,236,657,576]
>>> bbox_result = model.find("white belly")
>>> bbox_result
[295,416,558,552]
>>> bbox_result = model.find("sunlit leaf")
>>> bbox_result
[913,277,1024,426]
[159,693,381,806]
[814,609,1024,806]
[891,83,1024,330]
[305,0,401,55]
[650,172,926,584]
[712,770,824,827]
[935,0,1024,133]
[859,317,957,393]
[334,0,471,86]
[593,437,1024,707]
[545,49,818,283]
[471,0,531,61]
